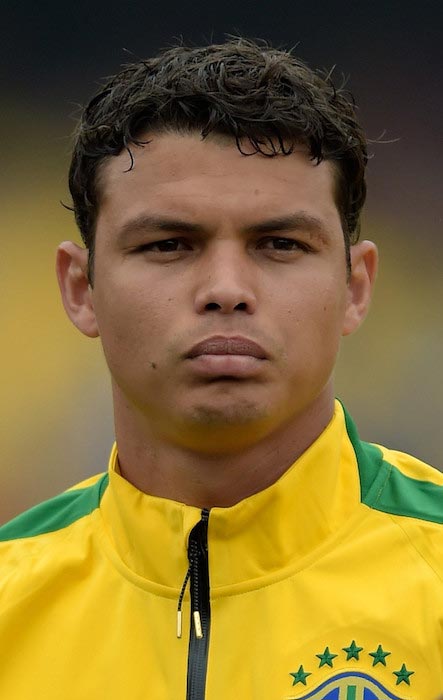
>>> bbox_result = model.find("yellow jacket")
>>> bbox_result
[1,401,442,699]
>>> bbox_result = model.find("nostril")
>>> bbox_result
[205,301,248,311]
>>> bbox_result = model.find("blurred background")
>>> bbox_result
[1,0,442,522]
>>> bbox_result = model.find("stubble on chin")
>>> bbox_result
[187,393,268,427]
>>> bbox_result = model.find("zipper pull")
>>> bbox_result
[193,611,203,639]
[176,509,210,640]
[177,610,183,639]
[177,566,191,638]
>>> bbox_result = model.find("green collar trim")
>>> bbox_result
[0,473,109,541]
[342,403,443,524]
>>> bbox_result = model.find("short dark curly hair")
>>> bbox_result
[68,38,367,277]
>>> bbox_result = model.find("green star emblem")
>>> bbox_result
[290,665,311,686]
[316,646,338,668]
[342,640,363,661]
[393,663,414,685]
[369,644,391,667]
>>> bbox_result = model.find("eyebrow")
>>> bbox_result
[243,213,330,241]
[117,215,205,242]
[117,211,331,243]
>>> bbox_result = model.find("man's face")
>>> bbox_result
[88,131,362,452]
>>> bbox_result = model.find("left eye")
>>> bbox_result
[258,237,305,251]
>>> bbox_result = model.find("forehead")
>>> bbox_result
[96,131,341,229]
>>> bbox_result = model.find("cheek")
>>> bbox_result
[280,280,346,337]
[93,281,169,366]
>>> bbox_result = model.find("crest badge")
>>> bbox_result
[288,641,413,700]
[288,670,405,699]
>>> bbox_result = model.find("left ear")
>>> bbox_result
[342,240,378,336]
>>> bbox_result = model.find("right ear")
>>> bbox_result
[56,242,99,338]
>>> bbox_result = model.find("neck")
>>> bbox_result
[113,388,335,509]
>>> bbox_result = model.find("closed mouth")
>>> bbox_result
[186,336,268,360]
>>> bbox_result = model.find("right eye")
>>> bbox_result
[137,238,192,252]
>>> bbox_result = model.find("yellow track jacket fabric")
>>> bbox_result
[1,401,443,700]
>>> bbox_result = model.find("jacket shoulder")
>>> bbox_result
[362,443,443,525]
[0,472,108,543]
[342,404,443,524]
[343,405,443,579]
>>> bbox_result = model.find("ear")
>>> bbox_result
[342,240,378,336]
[56,242,99,338]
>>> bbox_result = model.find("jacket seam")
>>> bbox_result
[387,513,443,584]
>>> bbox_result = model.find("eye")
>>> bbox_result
[138,238,191,252]
[258,236,310,252]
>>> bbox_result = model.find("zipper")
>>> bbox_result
[184,508,211,700]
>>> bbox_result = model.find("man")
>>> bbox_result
[0,38,441,700]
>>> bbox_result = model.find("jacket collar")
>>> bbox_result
[99,401,362,592]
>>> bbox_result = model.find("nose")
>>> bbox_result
[193,245,257,315]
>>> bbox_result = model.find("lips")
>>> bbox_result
[186,335,268,360]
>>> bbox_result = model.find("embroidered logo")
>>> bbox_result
[288,641,414,700]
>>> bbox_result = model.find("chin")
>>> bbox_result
[188,398,269,427]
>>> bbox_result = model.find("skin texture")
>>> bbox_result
[57,131,377,507]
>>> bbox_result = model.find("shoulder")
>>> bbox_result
[342,404,443,578]
[367,446,443,577]
[358,442,443,525]
[341,403,443,523]
[0,472,109,611]
[0,471,108,544]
